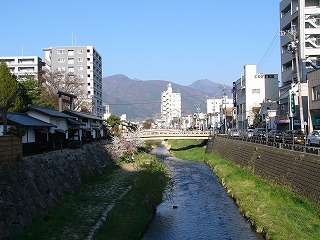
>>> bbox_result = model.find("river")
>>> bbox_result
[142,146,261,240]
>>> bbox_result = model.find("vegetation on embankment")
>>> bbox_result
[11,151,168,240]
[168,139,320,240]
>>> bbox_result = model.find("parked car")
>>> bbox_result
[307,130,320,146]
[242,129,254,138]
[283,130,305,144]
[252,128,266,140]
[228,128,240,137]
[267,130,284,142]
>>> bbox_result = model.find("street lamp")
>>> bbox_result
[266,114,270,143]
[304,121,307,149]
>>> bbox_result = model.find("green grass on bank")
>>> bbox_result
[168,139,320,240]
[94,153,168,240]
[10,152,168,240]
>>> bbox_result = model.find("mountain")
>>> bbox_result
[188,79,233,97]
[102,74,232,121]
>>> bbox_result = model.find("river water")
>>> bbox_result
[142,146,260,240]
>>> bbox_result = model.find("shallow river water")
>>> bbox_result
[142,146,260,240]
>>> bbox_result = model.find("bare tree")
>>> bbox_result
[39,69,93,113]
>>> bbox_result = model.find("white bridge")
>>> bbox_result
[137,129,212,140]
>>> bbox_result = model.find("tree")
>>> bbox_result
[142,119,155,129]
[252,111,262,128]
[0,60,22,111]
[107,114,121,135]
[39,69,92,113]
[19,75,55,108]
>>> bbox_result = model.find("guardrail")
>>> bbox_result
[217,134,320,155]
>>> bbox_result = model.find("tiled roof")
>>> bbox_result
[20,104,74,119]
[63,109,102,121]
[4,112,57,127]
[67,118,85,125]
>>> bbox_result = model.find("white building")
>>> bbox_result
[160,83,181,127]
[280,0,320,85]
[279,0,320,131]
[206,97,233,130]
[0,56,43,81]
[235,65,279,131]
[42,46,103,118]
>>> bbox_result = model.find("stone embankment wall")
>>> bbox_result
[0,141,114,239]
[206,137,320,205]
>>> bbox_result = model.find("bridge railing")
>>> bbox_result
[139,130,212,137]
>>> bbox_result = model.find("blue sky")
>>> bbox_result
[1,0,281,86]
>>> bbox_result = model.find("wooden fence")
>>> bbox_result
[0,136,22,164]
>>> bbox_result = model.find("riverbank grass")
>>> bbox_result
[94,153,168,240]
[168,139,320,240]
[10,152,168,240]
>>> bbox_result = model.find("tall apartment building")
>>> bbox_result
[279,0,320,130]
[160,83,181,127]
[42,46,103,117]
[0,56,43,81]
[235,65,279,131]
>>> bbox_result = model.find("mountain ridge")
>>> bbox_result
[102,74,232,121]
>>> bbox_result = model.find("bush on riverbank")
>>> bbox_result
[168,139,320,240]
[10,152,168,240]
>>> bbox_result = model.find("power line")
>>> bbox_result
[257,30,280,72]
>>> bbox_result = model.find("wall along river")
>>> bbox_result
[142,145,262,240]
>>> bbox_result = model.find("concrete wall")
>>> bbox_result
[0,141,114,239]
[206,137,320,205]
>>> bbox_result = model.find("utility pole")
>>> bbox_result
[219,84,227,134]
[286,26,305,133]
[195,103,201,130]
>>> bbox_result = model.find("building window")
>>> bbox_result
[57,58,65,63]
[68,66,74,73]
[78,49,84,54]
[57,49,65,54]
[79,75,84,79]
[68,58,74,64]
[313,85,320,100]
[78,66,84,70]
[77,57,83,62]
[68,50,74,56]
[252,89,260,94]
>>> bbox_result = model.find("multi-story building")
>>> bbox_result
[160,83,181,128]
[42,46,103,118]
[206,97,233,131]
[307,69,320,131]
[0,56,43,81]
[235,65,279,131]
[279,0,320,131]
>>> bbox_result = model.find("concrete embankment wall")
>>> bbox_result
[206,137,320,205]
[0,141,114,239]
